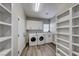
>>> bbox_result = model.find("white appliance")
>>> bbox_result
[45,32,53,43]
[29,33,38,46]
[37,33,45,45]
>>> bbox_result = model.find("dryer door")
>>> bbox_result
[31,37,36,42]
[39,36,44,41]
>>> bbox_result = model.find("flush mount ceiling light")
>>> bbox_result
[35,3,40,12]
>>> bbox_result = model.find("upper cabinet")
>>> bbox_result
[26,20,43,30]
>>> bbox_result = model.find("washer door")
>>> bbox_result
[39,36,44,41]
[31,37,36,42]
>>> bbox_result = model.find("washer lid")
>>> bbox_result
[31,37,36,42]
[39,36,44,41]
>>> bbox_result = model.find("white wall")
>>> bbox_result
[50,16,56,44]
[12,3,26,56]
[50,16,56,34]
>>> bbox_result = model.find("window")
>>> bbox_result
[43,24,49,32]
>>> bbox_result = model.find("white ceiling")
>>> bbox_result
[22,3,75,19]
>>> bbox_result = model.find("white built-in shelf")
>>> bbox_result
[57,48,68,56]
[57,17,70,56]
[56,4,79,56]
[1,3,11,11]
[57,10,69,19]
[57,33,69,36]
[0,36,11,42]
[57,38,69,43]
[0,3,11,56]
[72,43,79,46]
[72,51,79,56]
[57,20,69,28]
[72,25,79,28]
[57,26,69,29]
[57,19,69,24]
[56,9,70,56]
[0,21,11,26]
[72,15,79,19]
[72,4,79,18]
[72,17,79,26]
[57,43,69,50]
[72,34,79,37]
[0,48,11,56]
[0,4,11,14]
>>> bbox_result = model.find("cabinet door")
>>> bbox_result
[26,20,43,30]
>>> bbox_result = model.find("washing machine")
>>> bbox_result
[45,32,53,43]
[37,33,45,45]
[29,33,37,46]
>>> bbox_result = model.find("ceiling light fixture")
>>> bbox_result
[35,3,40,12]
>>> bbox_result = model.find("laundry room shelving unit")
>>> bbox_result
[72,4,79,56]
[56,9,72,56]
[56,4,79,56]
[0,3,12,56]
